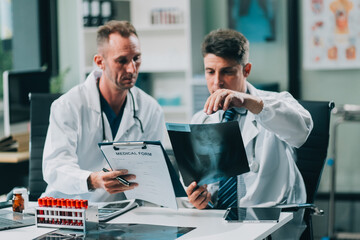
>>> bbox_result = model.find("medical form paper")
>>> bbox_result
[99,141,185,210]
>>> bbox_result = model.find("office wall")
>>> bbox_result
[57,0,83,92]
[11,0,58,75]
[204,0,288,91]
[12,0,41,71]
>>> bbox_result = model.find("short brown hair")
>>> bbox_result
[97,20,138,48]
[201,29,249,66]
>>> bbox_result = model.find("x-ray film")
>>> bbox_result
[166,121,249,186]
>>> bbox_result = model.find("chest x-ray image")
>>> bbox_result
[167,122,249,186]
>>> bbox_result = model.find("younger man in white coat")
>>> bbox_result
[42,21,165,202]
[186,29,313,239]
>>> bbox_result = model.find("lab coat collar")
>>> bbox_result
[114,88,140,140]
[85,70,102,114]
[241,110,259,148]
[240,82,260,148]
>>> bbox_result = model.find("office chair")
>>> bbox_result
[28,93,62,201]
[296,100,335,240]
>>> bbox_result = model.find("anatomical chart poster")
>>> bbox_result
[303,0,360,69]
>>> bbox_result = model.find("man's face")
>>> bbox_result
[101,33,141,91]
[204,54,247,94]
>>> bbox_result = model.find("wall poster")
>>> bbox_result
[303,0,360,69]
[228,0,276,43]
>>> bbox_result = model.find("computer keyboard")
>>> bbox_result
[0,217,22,225]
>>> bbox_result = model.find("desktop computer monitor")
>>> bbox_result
[2,69,50,136]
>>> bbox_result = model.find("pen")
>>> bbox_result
[102,168,130,187]
[193,184,214,208]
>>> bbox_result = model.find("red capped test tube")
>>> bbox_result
[61,199,68,225]
[56,198,62,224]
[75,200,82,226]
[52,198,58,224]
[81,200,88,226]
[42,197,49,223]
[81,200,88,209]
[71,199,77,225]
[66,199,72,225]
[37,198,44,223]
[46,197,54,223]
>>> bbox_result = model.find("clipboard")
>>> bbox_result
[98,141,186,210]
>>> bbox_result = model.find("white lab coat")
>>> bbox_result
[191,82,313,207]
[42,70,165,202]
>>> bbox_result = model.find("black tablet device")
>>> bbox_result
[223,207,281,223]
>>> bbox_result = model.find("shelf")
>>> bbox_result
[162,106,187,114]
[139,67,186,73]
[83,24,185,34]
[83,27,98,34]
[136,24,186,32]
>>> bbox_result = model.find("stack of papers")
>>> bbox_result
[0,132,29,152]
[0,135,17,152]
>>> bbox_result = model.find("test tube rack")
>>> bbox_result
[35,205,98,232]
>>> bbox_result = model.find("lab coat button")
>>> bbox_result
[249,161,259,173]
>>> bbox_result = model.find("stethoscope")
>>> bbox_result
[97,79,144,142]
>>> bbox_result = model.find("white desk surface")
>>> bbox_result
[0,206,293,240]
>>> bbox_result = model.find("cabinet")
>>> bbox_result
[130,0,205,124]
[81,0,132,75]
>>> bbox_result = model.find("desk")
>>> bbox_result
[0,151,29,195]
[0,151,29,163]
[0,206,293,240]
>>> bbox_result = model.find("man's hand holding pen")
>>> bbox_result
[87,168,138,194]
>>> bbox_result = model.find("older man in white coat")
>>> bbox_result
[186,29,313,239]
[42,21,165,202]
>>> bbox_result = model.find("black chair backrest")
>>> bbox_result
[28,93,62,201]
[297,100,334,204]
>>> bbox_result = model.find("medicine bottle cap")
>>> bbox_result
[13,189,23,194]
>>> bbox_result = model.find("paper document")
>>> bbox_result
[99,141,179,209]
